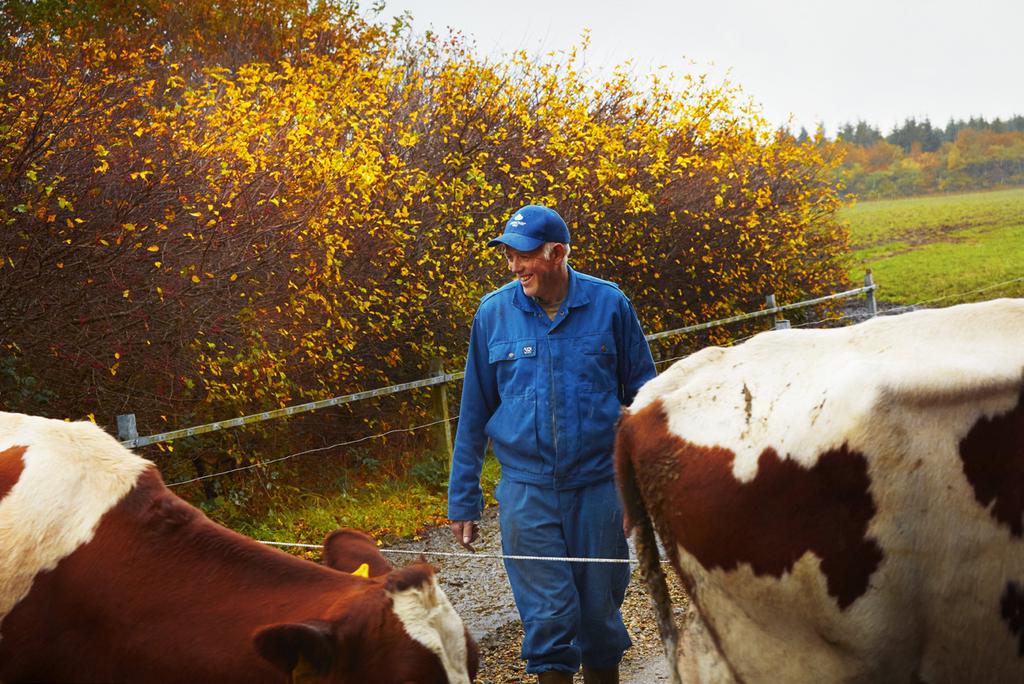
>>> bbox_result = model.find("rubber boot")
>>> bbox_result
[581,665,619,684]
[537,670,574,684]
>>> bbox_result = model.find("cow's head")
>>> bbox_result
[253,528,478,683]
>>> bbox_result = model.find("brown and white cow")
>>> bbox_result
[616,298,1024,684]
[0,411,478,683]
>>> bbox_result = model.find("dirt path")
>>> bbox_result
[385,506,687,683]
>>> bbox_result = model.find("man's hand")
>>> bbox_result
[450,520,478,552]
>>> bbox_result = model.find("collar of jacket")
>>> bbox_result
[510,265,591,314]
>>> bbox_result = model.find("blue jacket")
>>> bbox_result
[447,267,657,521]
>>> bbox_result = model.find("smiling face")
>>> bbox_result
[503,243,568,304]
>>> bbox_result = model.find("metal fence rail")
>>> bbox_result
[119,274,877,449]
[644,282,876,342]
[119,371,464,449]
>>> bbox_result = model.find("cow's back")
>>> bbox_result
[1,412,150,632]
[620,298,1024,683]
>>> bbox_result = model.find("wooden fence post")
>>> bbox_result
[766,294,790,330]
[865,270,877,317]
[430,359,453,460]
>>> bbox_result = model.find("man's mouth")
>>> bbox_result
[519,274,533,285]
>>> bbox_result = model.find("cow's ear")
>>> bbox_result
[253,620,335,678]
[322,528,393,577]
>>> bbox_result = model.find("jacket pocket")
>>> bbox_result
[488,338,538,399]
[576,332,617,393]
[486,393,541,471]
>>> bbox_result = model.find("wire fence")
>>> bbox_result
[655,275,1024,368]
[154,279,876,487]
[131,274,1024,564]
[118,373,464,450]
[122,276,878,450]
[167,416,458,487]
[257,540,638,564]
[144,274,1024,491]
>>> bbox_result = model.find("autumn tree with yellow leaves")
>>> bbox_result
[1,0,849,482]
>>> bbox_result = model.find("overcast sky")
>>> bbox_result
[380,0,1023,135]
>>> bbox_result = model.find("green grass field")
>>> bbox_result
[842,187,1024,305]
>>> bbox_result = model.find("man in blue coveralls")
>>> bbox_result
[447,205,657,684]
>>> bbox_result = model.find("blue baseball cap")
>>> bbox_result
[487,205,571,252]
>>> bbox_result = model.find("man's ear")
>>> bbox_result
[253,620,336,678]
[550,242,567,264]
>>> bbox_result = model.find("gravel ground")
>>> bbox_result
[384,506,689,683]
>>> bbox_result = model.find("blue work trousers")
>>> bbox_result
[496,477,632,674]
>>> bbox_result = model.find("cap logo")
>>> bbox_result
[509,213,526,228]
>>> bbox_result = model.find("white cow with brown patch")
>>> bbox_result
[616,298,1024,684]
[0,412,478,683]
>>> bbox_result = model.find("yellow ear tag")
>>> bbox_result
[292,653,320,684]
[351,563,370,578]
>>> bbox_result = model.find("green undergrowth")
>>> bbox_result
[843,187,1024,304]
[191,451,501,556]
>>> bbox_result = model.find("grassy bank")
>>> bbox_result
[196,451,500,553]
[843,187,1024,303]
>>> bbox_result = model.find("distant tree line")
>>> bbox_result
[792,116,1024,199]
[834,115,1024,151]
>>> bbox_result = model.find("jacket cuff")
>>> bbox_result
[447,500,482,522]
